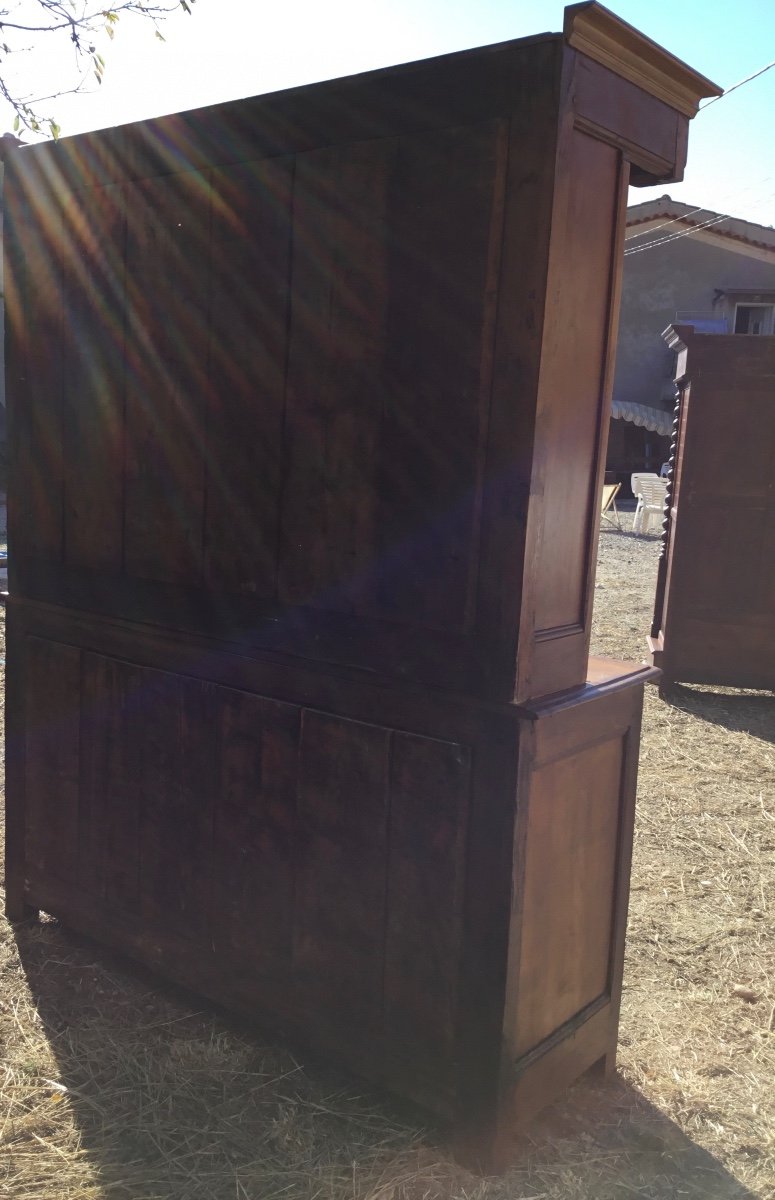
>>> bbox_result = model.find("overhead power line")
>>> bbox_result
[623,211,733,256]
[623,189,775,256]
[626,172,775,244]
[700,56,775,109]
[624,59,775,247]
[625,203,710,242]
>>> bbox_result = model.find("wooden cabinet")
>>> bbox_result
[650,327,775,691]
[4,2,716,1167]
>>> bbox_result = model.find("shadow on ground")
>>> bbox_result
[8,915,763,1200]
[600,526,663,542]
[660,683,775,747]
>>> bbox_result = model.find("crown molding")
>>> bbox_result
[564,2,722,117]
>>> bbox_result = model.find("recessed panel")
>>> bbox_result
[515,735,624,1056]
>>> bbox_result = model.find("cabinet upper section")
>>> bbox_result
[4,5,718,701]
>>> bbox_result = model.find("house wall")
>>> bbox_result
[613,232,775,411]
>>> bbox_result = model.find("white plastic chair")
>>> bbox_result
[631,475,667,535]
[631,473,657,529]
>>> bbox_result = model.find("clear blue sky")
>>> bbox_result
[2,0,773,226]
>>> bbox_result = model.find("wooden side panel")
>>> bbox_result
[279,121,506,631]
[61,184,126,571]
[4,159,65,567]
[469,679,647,1172]
[213,688,299,966]
[294,711,389,1024]
[385,733,471,1075]
[137,668,184,923]
[534,131,621,632]
[278,138,393,613]
[4,606,33,920]
[139,670,216,938]
[80,654,144,910]
[205,157,294,596]
[81,654,302,953]
[24,638,81,886]
[475,98,559,697]
[517,128,627,701]
[16,618,488,1116]
[81,656,218,932]
[124,170,211,585]
[513,734,623,1056]
[174,675,220,936]
[372,121,504,629]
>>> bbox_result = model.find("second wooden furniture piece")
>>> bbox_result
[650,326,775,691]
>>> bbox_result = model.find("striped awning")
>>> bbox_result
[611,400,673,437]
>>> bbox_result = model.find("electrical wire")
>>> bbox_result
[624,57,775,249]
[623,211,733,256]
[625,204,711,242]
[626,172,775,245]
[623,189,775,256]
[627,180,775,255]
[699,57,775,109]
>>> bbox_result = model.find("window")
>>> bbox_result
[734,303,774,335]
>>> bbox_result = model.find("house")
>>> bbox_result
[607,197,775,483]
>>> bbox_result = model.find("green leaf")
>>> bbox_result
[13,114,19,132]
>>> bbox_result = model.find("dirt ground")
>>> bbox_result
[1,524,773,1199]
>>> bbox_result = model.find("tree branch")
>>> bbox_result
[0,0,196,137]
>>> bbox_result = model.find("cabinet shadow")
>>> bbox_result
[10,916,763,1200]
[659,682,775,747]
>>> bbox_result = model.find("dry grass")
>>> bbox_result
[1,525,774,1199]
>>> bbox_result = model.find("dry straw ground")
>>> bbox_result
[1,525,773,1199]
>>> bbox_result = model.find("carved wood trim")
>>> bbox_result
[564,2,721,117]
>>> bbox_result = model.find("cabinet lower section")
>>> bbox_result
[5,599,653,1168]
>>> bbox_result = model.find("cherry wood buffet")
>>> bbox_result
[4,3,716,1168]
[650,327,775,692]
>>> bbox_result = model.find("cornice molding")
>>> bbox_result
[564,2,722,117]
[663,323,694,352]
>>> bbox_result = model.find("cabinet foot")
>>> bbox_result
[5,895,40,925]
